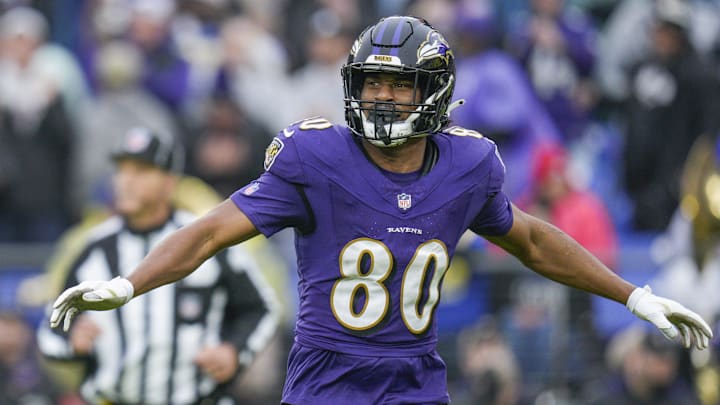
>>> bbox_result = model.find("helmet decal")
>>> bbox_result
[417,31,453,66]
[365,54,402,65]
[350,38,361,57]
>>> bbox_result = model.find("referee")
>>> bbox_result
[37,127,279,405]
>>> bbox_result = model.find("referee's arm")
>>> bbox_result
[219,248,280,372]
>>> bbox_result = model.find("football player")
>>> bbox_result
[50,16,712,405]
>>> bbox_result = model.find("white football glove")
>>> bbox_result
[627,285,713,350]
[50,277,134,332]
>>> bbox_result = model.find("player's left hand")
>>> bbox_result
[627,285,713,350]
[50,277,134,332]
[194,343,239,383]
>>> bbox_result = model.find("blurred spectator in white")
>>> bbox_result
[452,318,521,405]
[236,0,285,32]
[287,8,355,124]
[621,0,720,231]
[406,0,458,34]
[597,0,720,102]
[507,0,600,142]
[186,94,271,198]
[0,5,77,242]
[71,39,178,212]
[0,4,89,124]
[583,325,700,405]
[217,16,292,132]
[450,0,562,199]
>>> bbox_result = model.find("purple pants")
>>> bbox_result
[281,342,450,405]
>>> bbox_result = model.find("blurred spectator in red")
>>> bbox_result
[522,143,617,266]
[518,143,617,395]
[0,6,76,242]
[186,94,270,198]
[507,0,599,142]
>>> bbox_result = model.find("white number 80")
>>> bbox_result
[330,238,450,334]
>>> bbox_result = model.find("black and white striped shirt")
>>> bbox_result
[37,210,279,405]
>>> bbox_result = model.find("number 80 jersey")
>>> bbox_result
[230,118,513,357]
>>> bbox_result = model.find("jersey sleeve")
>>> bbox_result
[469,144,514,236]
[230,171,311,237]
[262,127,309,185]
[230,118,339,236]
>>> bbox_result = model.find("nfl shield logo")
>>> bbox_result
[397,193,412,210]
[242,181,260,196]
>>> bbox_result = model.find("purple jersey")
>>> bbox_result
[231,118,513,357]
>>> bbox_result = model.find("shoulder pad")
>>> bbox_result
[441,126,506,194]
[263,117,338,184]
[442,125,498,159]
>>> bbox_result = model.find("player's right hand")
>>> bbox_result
[50,277,134,332]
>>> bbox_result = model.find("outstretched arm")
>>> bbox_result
[128,200,259,296]
[51,200,259,330]
[486,204,635,303]
[486,204,713,349]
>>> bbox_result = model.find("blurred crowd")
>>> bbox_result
[4,0,720,403]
